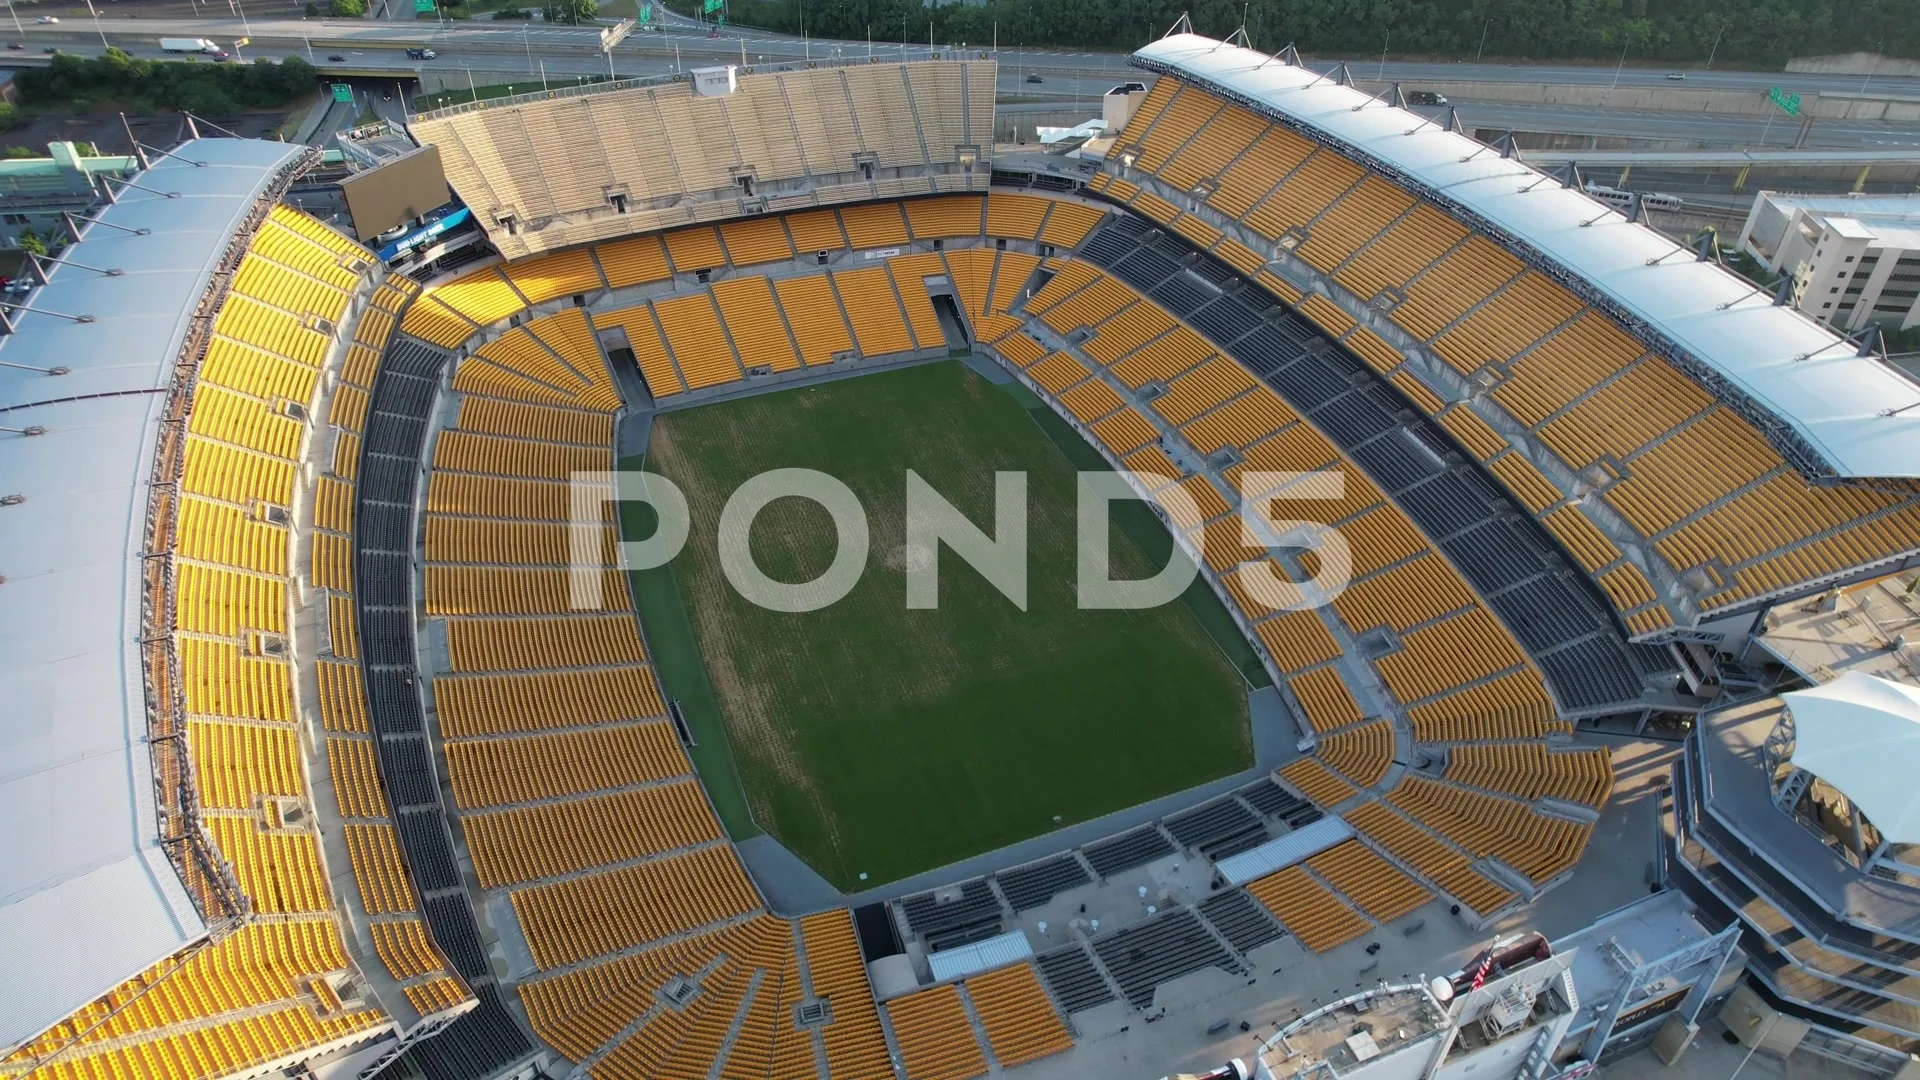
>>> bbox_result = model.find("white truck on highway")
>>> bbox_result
[160,38,224,56]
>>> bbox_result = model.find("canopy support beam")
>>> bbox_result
[1775,766,1813,814]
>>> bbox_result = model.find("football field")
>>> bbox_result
[639,362,1252,890]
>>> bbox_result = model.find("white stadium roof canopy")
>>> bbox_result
[1785,672,1920,845]
[1130,33,1920,479]
[0,137,307,1050]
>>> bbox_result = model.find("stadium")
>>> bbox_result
[4,23,1920,1080]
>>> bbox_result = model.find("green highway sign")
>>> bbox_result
[414,0,434,11]
[1768,87,1801,116]
[331,83,352,103]
[702,0,720,12]
[638,0,650,22]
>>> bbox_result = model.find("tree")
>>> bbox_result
[17,228,46,256]
[329,0,365,16]
[4,145,34,158]
[305,2,320,14]
[0,103,18,133]
[541,0,594,25]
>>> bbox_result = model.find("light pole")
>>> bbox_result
[523,22,533,78]
[1705,24,1724,69]
[1378,30,1388,80]
[1862,43,1882,94]
[1610,41,1628,90]
[1476,19,1488,61]
[83,0,107,49]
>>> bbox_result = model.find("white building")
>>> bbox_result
[1736,191,1920,333]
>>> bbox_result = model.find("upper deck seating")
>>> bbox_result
[1100,74,1920,621]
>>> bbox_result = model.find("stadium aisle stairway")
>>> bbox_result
[1099,76,1920,624]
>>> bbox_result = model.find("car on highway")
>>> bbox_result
[405,47,436,59]
[5,43,21,50]
[1025,72,1042,83]
[327,54,346,62]
[36,15,57,23]
[42,46,57,53]
[1667,72,1686,80]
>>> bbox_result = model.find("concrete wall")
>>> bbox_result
[994,108,1099,144]
[1789,52,1920,78]
[1351,78,1920,122]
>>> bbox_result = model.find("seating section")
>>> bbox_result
[1280,759,1356,809]
[801,911,895,1080]
[406,195,1112,403]
[964,964,1075,1069]
[886,984,989,1080]
[307,280,474,1015]
[985,261,1561,739]
[1102,74,1920,621]
[1245,865,1371,953]
[424,336,777,983]
[1446,744,1613,808]
[374,182,1673,1073]
[412,59,996,257]
[1387,776,1592,885]
[1319,720,1394,788]
[1305,840,1432,924]
[462,781,724,889]
[1344,802,1516,917]
[520,915,804,1078]
[19,210,411,1080]
[510,844,759,971]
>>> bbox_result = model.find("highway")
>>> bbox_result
[14,14,1920,94]
[11,14,1920,150]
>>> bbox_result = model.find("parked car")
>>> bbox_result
[1025,72,1042,83]
[1667,72,1686,80]
[327,54,346,62]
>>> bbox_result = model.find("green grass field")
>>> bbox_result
[633,362,1252,890]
